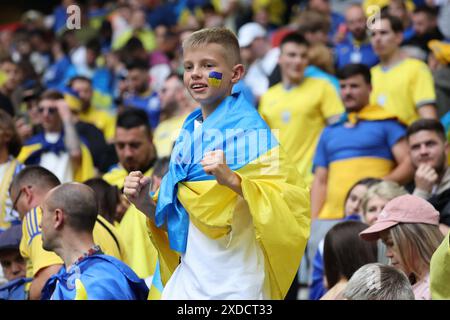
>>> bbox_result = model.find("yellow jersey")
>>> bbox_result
[259,78,344,185]
[370,58,436,125]
[430,231,450,299]
[153,114,187,158]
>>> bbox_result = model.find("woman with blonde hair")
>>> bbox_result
[361,180,408,226]
[360,194,444,299]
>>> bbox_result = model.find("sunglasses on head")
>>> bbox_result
[38,106,58,115]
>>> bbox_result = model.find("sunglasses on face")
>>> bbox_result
[8,187,24,218]
[38,107,58,115]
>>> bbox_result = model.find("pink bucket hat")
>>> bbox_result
[360,194,440,241]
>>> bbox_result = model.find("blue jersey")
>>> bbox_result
[335,38,379,70]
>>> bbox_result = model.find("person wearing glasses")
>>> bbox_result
[17,89,95,183]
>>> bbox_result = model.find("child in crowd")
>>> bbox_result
[124,27,311,299]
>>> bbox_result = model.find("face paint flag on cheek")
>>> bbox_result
[208,71,223,87]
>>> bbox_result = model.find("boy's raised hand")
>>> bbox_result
[123,171,155,218]
[201,150,243,196]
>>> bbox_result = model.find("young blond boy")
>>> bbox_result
[124,28,310,299]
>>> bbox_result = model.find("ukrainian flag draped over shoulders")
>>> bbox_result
[41,255,149,300]
[148,91,311,299]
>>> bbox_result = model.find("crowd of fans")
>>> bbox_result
[0,0,449,300]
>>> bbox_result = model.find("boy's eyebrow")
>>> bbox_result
[183,57,218,64]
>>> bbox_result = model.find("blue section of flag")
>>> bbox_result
[151,261,164,293]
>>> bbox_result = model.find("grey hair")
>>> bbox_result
[342,263,415,300]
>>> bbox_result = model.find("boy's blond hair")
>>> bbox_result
[182,27,241,67]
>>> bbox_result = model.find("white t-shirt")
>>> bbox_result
[40,133,73,183]
[161,197,268,299]
[244,47,280,99]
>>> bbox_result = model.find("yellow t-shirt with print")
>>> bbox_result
[153,114,187,158]
[259,78,344,185]
[20,208,62,279]
[370,58,436,125]
[78,106,116,141]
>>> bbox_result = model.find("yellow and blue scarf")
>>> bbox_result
[149,91,310,300]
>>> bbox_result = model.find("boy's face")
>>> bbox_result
[183,43,241,109]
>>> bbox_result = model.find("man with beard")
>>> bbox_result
[312,63,413,221]
[308,63,414,293]
[334,4,379,69]
[407,119,450,233]
[103,108,158,286]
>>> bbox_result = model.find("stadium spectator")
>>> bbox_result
[360,194,444,300]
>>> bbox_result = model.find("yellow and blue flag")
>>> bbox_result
[59,87,83,112]
[18,133,95,183]
[41,255,149,300]
[208,71,222,87]
[150,91,311,299]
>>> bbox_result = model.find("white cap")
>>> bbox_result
[237,22,267,47]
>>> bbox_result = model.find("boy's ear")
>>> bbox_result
[231,64,245,84]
